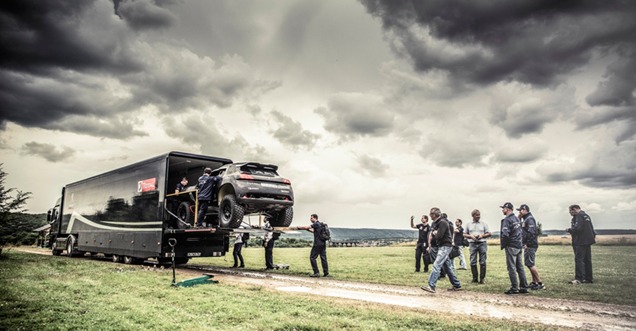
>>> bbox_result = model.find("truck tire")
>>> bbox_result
[112,255,122,263]
[177,201,194,227]
[219,195,244,228]
[174,257,189,265]
[271,207,294,227]
[51,242,62,256]
[66,236,79,257]
[123,256,143,265]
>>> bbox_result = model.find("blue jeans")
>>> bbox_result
[505,247,528,290]
[428,246,461,289]
[469,241,487,266]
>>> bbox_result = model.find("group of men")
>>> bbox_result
[414,203,596,295]
[230,213,330,277]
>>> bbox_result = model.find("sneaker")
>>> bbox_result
[479,279,486,284]
[421,286,436,293]
[415,270,420,273]
[529,282,537,288]
[309,273,320,277]
[569,279,581,284]
[582,280,594,284]
[323,273,330,277]
[519,288,529,294]
[423,269,429,273]
[459,267,467,270]
[504,289,520,295]
[532,283,545,290]
[447,286,462,291]
[471,279,479,283]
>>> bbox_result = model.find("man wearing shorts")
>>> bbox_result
[518,204,544,290]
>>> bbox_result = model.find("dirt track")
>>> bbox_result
[15,247,636,330]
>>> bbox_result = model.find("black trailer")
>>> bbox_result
[48,151,234,264]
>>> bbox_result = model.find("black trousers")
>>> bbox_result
[415,242,430,271]
[310,243,329,275]
[232,243,244,267]
[265,240,275,269]
[573,245,593,282]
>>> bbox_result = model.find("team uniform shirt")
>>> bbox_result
[454,225,464,247]
[521,213,539,248]
[197,174,218,201]
[568,211,596,246]
[416,223,431,245]
[311,221,326,246]
[500,214,523,249]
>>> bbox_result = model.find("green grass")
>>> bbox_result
[0,251,568,331]
[203,244,636,306]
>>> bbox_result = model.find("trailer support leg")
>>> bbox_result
[169,238,177,287]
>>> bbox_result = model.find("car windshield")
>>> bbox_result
[239,164,278,177]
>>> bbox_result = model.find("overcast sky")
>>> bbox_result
[1,0,635,230]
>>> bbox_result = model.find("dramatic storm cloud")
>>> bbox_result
[20,142,76,162]
[1,0,634,230]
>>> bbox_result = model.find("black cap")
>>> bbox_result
[500,202,513,209]
[516,204,530,212]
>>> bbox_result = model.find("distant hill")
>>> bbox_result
[283,228,636,242]
[283,228,417,242]
[542,229,636,236]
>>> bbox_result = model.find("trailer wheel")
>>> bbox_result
[66,237,78,257]
[177,201,194,227]
[51,242,62,256]
[270,207,294,227]
[174,257,190,265]
[123,256,142,265]
[219,195,244,228]
[112,255,122,263]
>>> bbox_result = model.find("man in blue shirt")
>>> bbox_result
[500,202,528,294]
[196,168,218,227]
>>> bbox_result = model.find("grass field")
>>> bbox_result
[0,251,568,331]
[199,242,636,306]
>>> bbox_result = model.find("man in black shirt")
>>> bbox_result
[411,215,431,272]
[421,207,461,293]
[453,219,467,270]
[566,204,596,284]
[297,214,329,277]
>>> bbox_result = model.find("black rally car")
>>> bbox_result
[212,162,294,228]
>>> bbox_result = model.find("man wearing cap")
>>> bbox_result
[464,209,491,284]
[500,202,529,294]
[566,204,596,284]
[518,204,544,290]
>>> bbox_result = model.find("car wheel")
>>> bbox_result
[271,207,294,227]
[219,195,244,228]
[177,201,194,228]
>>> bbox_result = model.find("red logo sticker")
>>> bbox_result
[138,178,157,192]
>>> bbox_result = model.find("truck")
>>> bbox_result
[46,151,293,264]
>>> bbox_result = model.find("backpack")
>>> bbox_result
[319,223,331,241]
